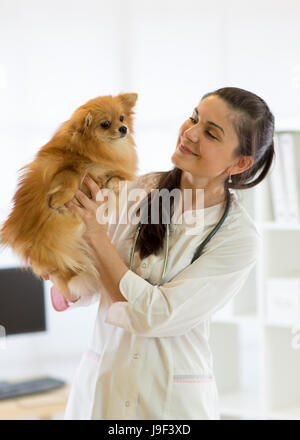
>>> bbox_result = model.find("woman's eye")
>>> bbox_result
[189,116,218,140]
[101,120,111,128]
[205,130,218,140]
[120,115,124,122]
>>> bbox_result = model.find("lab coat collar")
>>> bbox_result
[170,190,237,231]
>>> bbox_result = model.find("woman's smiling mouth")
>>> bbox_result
[179,143,198,156]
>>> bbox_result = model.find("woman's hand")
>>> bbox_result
[65,175,108,244]
[41,175,106,277]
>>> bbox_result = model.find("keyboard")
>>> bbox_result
[0,377,66,401]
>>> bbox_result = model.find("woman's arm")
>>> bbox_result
[103,228,260,337]
[66,176,261,337]
[89,231,129,303]
[65,175,129,303]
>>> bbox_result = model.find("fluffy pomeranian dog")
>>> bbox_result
[0,93,138,299]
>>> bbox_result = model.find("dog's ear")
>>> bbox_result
[83,112,93,135]
[118,93,138,109]
[71,110,93,135]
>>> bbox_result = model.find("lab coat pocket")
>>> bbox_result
[166,373,220,420]
[73,348,102,391]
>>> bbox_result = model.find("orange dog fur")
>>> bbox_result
[0,93,138,299]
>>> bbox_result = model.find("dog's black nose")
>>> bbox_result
[119,126,127,135]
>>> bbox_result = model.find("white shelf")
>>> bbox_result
[219,389,262,419]
[211,313,257,325]
[263,221,300,231]
[219,392,300,420]
[264,320,300,329]
[267,404,300,420]
[210,130,300,420]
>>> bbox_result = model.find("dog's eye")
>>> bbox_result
[120,115,124,122]
[101,120,111,129]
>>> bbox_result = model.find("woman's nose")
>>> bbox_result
[184,126,199,143]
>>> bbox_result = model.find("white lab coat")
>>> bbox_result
[63,172,261,420]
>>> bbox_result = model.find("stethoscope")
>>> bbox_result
[129,189,232,286]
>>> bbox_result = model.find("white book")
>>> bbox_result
[266,278,300,325]
[278,133,299,223]
[269,134,289,222]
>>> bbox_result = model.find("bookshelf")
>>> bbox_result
[210,128,300,420]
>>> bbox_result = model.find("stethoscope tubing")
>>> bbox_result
[129,189,232,286]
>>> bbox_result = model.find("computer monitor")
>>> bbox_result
[0,267,46,336]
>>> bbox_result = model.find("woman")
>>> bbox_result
[44,87,275,420]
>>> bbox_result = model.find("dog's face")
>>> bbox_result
[70,93,138,145]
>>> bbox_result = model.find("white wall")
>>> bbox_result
[0,0,125,383]
[0,0,299,384]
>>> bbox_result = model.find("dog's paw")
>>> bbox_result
[106,177,121,193]
[48,191,68,209]
[95,175,108,188]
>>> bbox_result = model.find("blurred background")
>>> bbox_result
[0,0,300,420]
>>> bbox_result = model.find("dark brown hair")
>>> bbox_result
[135,87,275,259]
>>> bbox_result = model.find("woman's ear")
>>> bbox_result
[230,156,254,176]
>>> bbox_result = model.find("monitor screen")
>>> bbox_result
[0,267,46,336]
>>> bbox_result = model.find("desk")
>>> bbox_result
[0,385,70,420]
